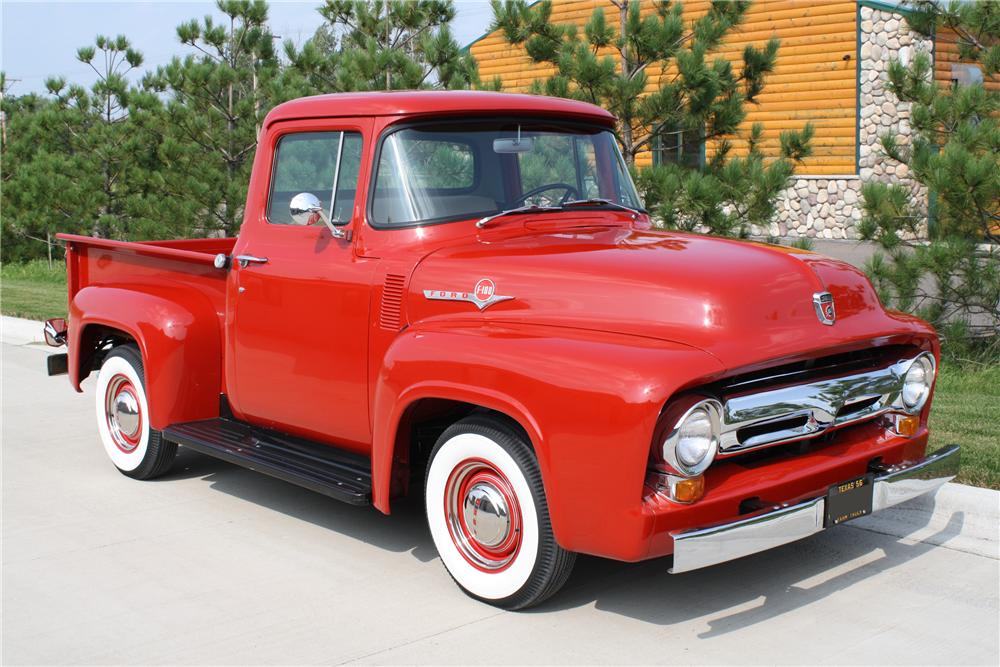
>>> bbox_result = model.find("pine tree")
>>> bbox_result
[281,0,488,97]
[490,0,813,237]
[142,0,278,237]
[1,81,73,263]
[859,0,999,357]
[1,36,153,261]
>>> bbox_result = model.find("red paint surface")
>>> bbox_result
[58,92,939,563]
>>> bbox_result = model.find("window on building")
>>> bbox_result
[950,63,984,87]
[651,126,703,169]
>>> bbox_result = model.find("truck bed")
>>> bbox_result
[58,234,235,312]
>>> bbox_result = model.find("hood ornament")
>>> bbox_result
[424,278,514,311]
[813,291,836,325]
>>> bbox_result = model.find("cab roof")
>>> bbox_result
[265,91,616,127]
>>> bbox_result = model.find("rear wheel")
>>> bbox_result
[94,345,176,479]
[424,415,575,609]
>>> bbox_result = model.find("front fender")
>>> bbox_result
[372,321,723,560]
[69,285,222,430]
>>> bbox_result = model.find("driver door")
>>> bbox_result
[229,122,375,449]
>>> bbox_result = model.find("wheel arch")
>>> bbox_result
[69,285,223,430]
[374,382,546,516]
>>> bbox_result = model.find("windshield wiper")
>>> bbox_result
[561,198,644,214]
[476,198,644,229]
[476,204,563,228]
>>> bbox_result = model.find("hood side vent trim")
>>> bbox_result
[379,273,406,331]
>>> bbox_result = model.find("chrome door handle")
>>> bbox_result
[235,255,268,268]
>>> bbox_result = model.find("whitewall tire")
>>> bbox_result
[425,415,575,609]
[94,345,176,479]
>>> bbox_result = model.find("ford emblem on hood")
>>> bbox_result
[424,278,514,311]
[813,291,836,325]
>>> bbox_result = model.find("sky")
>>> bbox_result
[1,0,494,95]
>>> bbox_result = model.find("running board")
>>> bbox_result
[163,418,372,506]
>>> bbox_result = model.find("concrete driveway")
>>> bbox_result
[2,338,998,665]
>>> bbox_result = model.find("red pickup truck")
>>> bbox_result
[45,91,959,609]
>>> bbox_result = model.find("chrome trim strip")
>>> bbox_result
[872,444,960,511]
[719,353,932,455]
[669,497,826,574]
[668,445,960,574]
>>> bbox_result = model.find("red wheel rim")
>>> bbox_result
[104,373,143,453]
[444,458,522,572]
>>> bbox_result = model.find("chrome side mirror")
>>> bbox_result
[289,192,323,226]
[43,318,68,347]
[290,192,349,239]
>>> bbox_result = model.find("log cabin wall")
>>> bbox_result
[468,1,966,239]
[470,0,859,175]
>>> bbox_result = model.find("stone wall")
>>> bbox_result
[758,5,933,240]
[760,177,862,240]
[857,6,931,200]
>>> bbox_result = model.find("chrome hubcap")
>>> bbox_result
[114,390,141,439]
[445,459,522,571]
[105,374,142,453]
[462,482,510,548]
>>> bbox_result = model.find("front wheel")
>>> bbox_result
[424,415,575,609]
[94,345,176,480]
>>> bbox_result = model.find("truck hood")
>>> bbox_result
[406,225,934,370]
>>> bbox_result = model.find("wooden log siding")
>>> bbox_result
[470,0,859,175]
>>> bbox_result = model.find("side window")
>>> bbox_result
[267,131,363,225]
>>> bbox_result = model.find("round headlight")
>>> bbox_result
[901,354,935,412]
[676,407,715,466]
[663,399,721,476]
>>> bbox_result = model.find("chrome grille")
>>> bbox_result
[718,353,930,456]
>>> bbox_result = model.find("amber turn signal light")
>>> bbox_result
[654,473,705,503]
[673,475,705,503]
[889,413,920,437]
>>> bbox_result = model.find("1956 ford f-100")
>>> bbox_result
[45,91,959,609]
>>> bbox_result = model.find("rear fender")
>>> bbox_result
[372,322,722,557]
[69,285,223,430]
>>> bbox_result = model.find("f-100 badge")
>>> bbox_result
[424,278,514,311]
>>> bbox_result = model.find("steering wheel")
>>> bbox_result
[514,182,580,207]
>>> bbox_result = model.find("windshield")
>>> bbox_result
[370,121,643,227]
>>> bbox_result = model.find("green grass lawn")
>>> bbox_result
[2,260,997,487]
[1,260,68,320]
[929,363,1000,489]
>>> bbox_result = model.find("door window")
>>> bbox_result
[268,131,363,225]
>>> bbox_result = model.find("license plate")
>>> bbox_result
[825,474,874,526]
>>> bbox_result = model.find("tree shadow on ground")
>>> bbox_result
[533,512,962,635]
[165,447,963,630]
[165,447,439,561]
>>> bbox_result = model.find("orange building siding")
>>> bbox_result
[470,0,859,175]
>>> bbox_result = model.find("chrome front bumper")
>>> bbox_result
[668,445,961,574]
